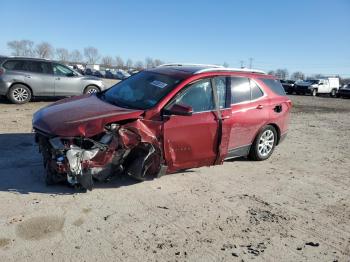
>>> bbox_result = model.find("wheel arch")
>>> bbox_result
[252,123,281,146]
[9,82,33,96]
[83,84,101,94]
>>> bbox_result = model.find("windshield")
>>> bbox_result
[307,79,320,84]
[101,71,183,109]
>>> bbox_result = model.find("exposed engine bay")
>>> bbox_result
[35,120,166,191]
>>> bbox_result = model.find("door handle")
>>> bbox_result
[25,75,31,78]
[256,105,264,109]
[222,115,230,120]
[55,77,60,80]
[274,104,282,113]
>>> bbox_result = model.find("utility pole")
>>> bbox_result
[249,57,253,69]
[240,60,244,68]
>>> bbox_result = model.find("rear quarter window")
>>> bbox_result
[260,78,286,96]
[3,60,25,71]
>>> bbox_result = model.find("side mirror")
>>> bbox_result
[66,72,75,77]
[164,103,193,116]
[319,83,323,85]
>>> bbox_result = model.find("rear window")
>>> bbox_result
[260,78,286,96]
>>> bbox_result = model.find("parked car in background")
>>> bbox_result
[93,70,104,78]
[0,57,106,104]
[103,70,114,79]
[84,68,93,75]
[337,84,350,98]
[280,80,295,94]
[115,70,131,80]
[294,77,340,97]
[33,63,292,190]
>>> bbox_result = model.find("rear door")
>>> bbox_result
[22,60,54,96]
[226,77,269,155]
[163,78,219,171]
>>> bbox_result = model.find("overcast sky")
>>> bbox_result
[1,0,349,77]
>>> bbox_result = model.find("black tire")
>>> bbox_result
[311,89,317,97]
[249,125,277,161]
[7,84,32,104]
[84,85,100,94]
[330,89,337,98]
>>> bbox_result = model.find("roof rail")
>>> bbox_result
[158,63,224,68]
[194,67,267,75]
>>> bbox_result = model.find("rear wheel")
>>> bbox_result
[249,125,277,161]
[330,89,337,98]
[7,84,32,104]
[84,85,100,94]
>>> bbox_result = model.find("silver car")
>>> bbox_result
[0,57,105,104]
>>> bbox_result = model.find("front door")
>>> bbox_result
[163,79,219,172]
[53,63,82,96]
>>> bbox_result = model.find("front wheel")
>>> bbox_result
[311,89,317,97]
[84,85,100,94]
[249,125,277,161]
[7,84,32,104]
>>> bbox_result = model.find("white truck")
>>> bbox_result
[295,77,340,97]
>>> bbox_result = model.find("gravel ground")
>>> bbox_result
[0,90,349,261]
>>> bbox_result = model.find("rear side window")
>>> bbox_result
[251,80,264,100]
[231,77,251,104]
[260,78,286,96]
[3,60,25,71]
[24,61,52,74]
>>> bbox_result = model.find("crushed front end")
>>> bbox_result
[34,121,165,191]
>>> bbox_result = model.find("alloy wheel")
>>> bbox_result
[13,88,29,102]
[258,129,275,157]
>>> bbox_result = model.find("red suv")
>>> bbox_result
[33,64,292,190]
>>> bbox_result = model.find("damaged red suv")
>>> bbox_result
[33,64,291,190]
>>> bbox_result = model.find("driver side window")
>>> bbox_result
[53,63,74,76]
[173,79,214,113]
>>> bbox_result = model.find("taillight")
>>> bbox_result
[0,68,4,75]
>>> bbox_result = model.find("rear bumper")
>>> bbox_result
[0,79,9,96]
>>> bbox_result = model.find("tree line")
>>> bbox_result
[6,39,166,70]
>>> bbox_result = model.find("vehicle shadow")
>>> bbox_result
[0,133,140,195]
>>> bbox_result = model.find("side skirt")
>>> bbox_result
[224,144,251,160]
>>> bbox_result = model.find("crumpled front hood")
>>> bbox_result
[33,95,144,137]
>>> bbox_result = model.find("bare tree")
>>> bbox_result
[126,58,133,69]
[145,57,154,68]
[291,71,305,81]
[7,40,34,56]
[312,74,325,79]
[268,70,275,76]
[223,62,229,68]
[35,42,54,59]
[134,60,144,70]
[56,48,69,62]
[70,50,83,63]
[84,47,100,64]
[101,56,113,67]
[153,59,163,67]
[115,56,124,68]
[275,68,289,79]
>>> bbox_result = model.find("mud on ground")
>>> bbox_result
[0,92,349,261]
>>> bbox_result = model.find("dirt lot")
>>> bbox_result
[0,90,349,261]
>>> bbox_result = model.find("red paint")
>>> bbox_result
[33,67,291,174]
